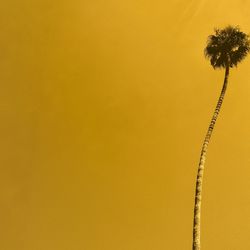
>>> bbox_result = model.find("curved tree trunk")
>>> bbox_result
[192,66,230,250]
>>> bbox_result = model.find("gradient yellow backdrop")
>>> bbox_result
[1,1,250,249]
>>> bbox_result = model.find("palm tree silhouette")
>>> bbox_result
[192,25,250,250]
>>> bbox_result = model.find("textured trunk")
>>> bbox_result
[192,66,230,250]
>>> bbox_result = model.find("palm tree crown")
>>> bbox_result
[205,25,250,69]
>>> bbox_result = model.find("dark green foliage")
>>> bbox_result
[205,26,250,68]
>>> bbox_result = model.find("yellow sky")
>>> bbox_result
[2,1,250,249]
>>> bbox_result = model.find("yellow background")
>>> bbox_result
[1,1,250,249]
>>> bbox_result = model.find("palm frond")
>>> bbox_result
[204,25,250,69]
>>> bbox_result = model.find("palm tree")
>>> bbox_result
[192,25,250,250]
